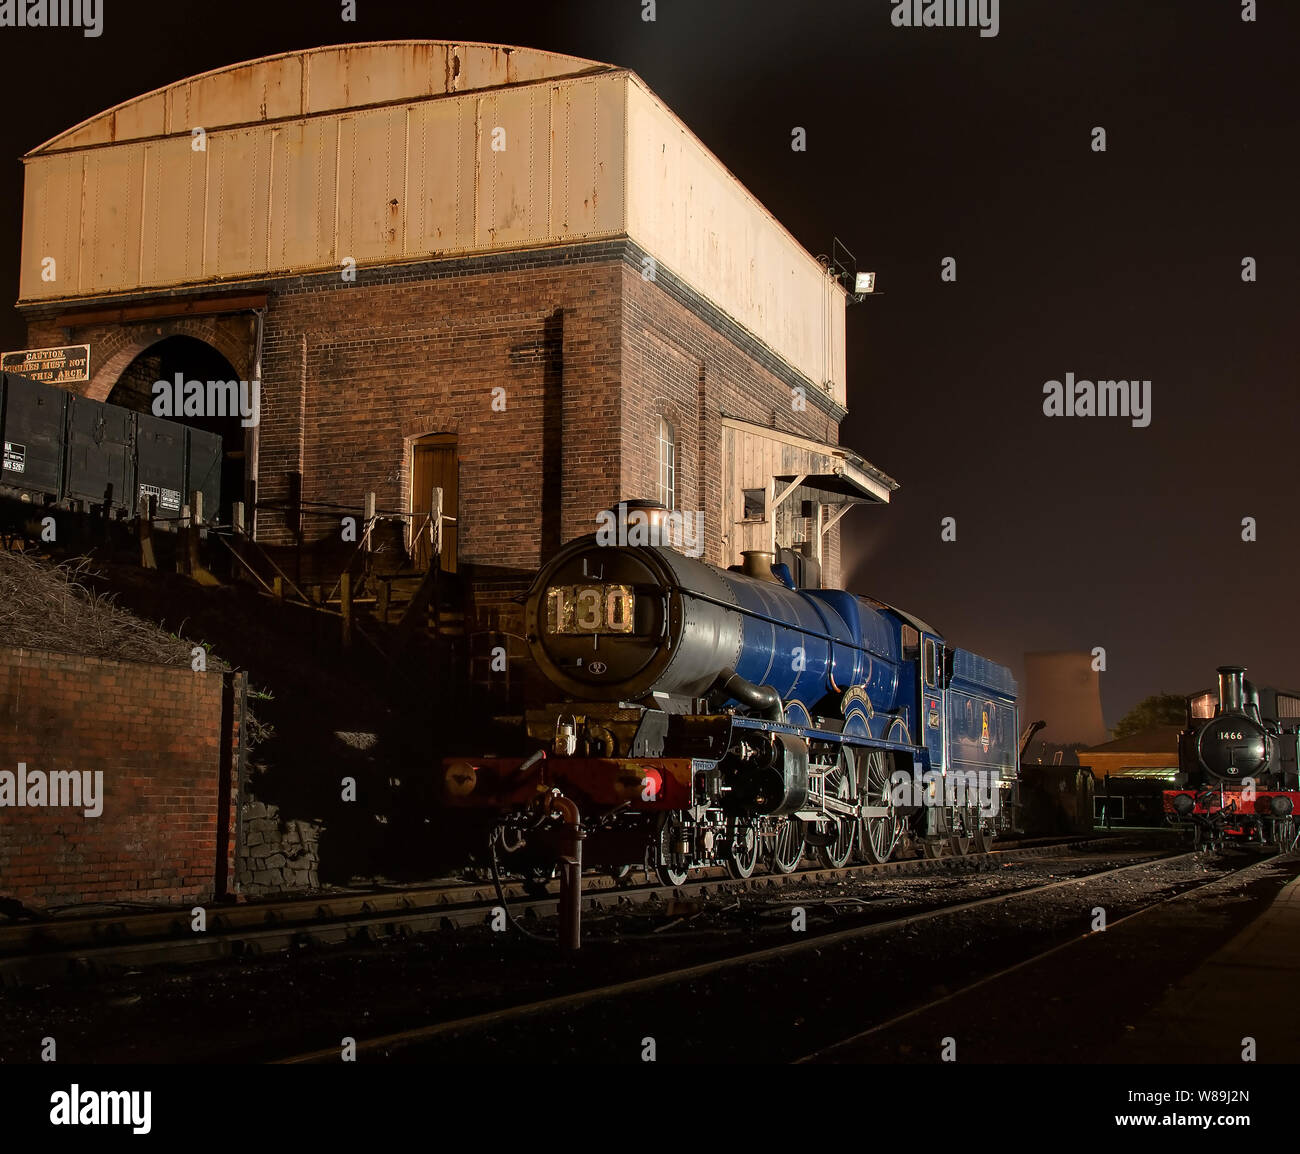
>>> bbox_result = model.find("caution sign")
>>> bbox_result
[2,344,90,384]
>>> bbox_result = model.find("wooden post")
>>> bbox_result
[340,571,353,651]
[178,504,191,576]
[363,491,377,595]
[233,501,245,536]
[431,486,443,572]
[137,494,157,570]
[429,485,443,636]
[187,490,203,576]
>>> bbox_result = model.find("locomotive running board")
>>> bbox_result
[730,714,917,755]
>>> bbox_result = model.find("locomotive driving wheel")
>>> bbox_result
[856,747,902,864]
[817,747,857,869]
[726,818,761,879]
[653,813,690,887]
[770,817,805,873]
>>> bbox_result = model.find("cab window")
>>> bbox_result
[901,625,920,661]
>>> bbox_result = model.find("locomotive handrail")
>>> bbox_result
[679,583,888,660]
[728,713,919,754]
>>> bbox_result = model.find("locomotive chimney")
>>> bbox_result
[1217,665,1246,714]
[741,549,779,582]
[600,499,669,546]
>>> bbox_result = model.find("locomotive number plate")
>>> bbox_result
[547,584,635,635]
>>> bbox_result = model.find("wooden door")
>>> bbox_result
[410,434,458,572]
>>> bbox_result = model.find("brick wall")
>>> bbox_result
[251,240,845,579]
[0,645,238,911]
[253,248,626,567]
[619,257,846,587]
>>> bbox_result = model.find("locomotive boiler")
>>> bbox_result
[443,502,1020,888]
[1165,665,1300,850]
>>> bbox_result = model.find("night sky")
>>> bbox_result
[0,1,1295,726]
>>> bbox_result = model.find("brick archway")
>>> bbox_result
[78,315,255,403]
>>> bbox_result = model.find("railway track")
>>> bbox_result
[274,841,1210,1063]
[0,834,1149,985]
[797,847,1297,1063]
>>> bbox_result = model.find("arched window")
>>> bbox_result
[658,417,676,510]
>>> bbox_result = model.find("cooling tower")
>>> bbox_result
[1022,651,1109,747]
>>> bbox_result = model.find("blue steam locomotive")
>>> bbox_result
[444,502,1019,884]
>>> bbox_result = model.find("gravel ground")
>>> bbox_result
[0,841,1288,1064]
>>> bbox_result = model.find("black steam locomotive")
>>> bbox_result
[1165,665,1300,850]
[443,501,1019,887]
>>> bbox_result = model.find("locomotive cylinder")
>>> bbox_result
[732,733,810,816]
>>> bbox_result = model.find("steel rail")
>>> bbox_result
[274,845,1199,1063]
[0,836,1142,986]
[796,848,1291,1062]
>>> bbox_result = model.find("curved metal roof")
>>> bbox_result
[29,40,612,155]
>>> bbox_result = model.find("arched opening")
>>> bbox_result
[106,336,247,523]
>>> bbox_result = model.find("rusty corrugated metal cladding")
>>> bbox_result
[20,41,845,405]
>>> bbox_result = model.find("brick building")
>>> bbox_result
[16,40,894,600]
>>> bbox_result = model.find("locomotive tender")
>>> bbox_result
[1165,666,1300,850]
[443,502,1020,884]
